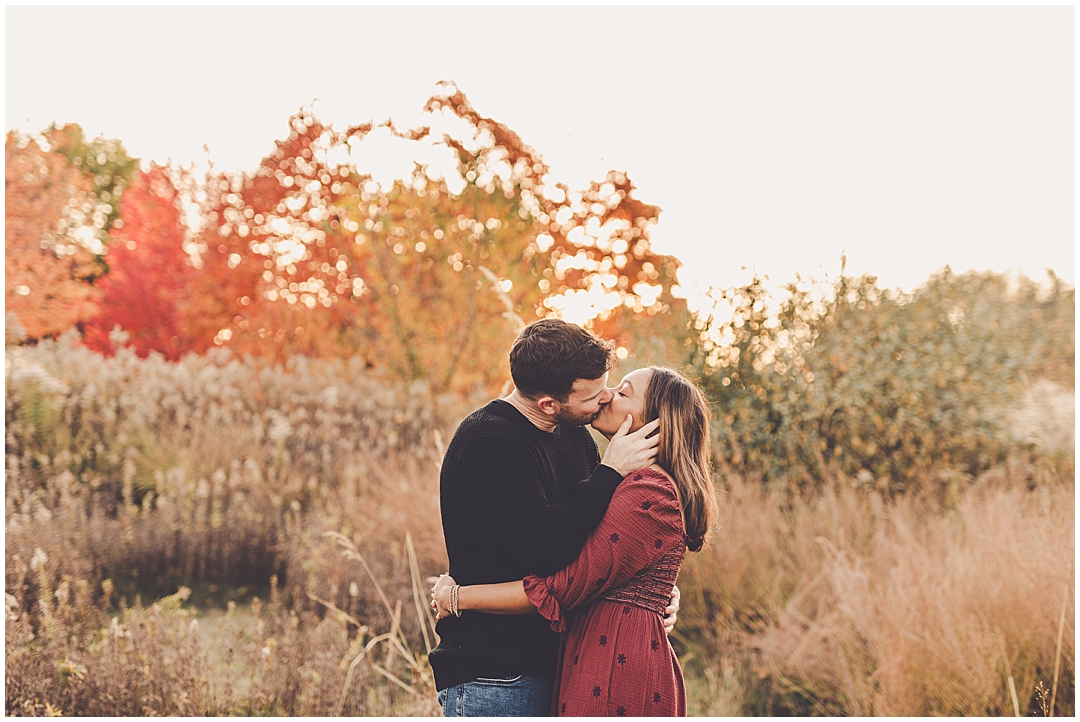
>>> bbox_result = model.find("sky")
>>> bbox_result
[6,5,1074,317]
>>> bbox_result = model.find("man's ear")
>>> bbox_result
[535,395,560,417]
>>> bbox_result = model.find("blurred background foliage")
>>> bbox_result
[47,122,138,244]
[4,86,1073,716]
[690,265,1074,492]
[6,85,686,395]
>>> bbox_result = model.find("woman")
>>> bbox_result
[433,366,718,716]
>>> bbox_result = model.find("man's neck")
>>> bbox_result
[503,389,557,433]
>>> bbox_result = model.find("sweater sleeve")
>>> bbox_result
[456,437,624,577]
[522,469,682,632]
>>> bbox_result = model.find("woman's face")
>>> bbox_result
[591,367,653,437]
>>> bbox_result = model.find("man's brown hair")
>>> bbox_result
[509,319,616,401]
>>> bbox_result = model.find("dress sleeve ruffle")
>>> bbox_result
[522,574,566,632]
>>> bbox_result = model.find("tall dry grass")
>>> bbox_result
[5,333,1074,716]
[6,447,447,715]
[680,460,1075,716]
[6,333,453,609]
[6,334,454,715]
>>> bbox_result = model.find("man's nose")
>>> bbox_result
[598,387,614,404]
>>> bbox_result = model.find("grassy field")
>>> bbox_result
[5,334,1074,715]
[678,465,1074,715]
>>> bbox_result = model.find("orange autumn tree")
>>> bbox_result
[188,86,690,394]
[82,166,198,360]
[5,131,102,341]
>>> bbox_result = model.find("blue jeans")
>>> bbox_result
[438,674,554,717]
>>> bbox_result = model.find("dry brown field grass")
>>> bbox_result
[5,334,1074,715]
[680,462,1074,715]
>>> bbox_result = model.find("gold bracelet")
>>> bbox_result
[451,584,461,617]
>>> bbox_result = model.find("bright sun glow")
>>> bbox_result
[544,284,626,326]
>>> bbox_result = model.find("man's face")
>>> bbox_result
[553,374,613,426]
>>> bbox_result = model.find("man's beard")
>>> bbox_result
[553,406,601,427]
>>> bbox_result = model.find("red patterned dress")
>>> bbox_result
[523,467,688,716]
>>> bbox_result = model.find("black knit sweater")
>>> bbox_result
[429,400,623,691]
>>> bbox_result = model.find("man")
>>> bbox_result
[429,319,675,716]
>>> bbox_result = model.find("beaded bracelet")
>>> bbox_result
[451,584,462,617]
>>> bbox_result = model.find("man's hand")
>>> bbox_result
[662,584,680,634]
[430,573,457,620]
[600,416,660,476]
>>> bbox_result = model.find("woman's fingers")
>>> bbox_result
[615,415,660,440]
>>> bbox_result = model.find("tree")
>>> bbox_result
[187,86,690,394]
[5,132,101,340]
[47,123,138,244]
[690,265,1075,492]
[82,167,197,360]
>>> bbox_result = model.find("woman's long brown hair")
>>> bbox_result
[641,367,718,552]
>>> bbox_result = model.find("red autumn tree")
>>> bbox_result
[82,166,197,360]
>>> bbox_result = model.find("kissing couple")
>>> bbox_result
[429,319,719,716]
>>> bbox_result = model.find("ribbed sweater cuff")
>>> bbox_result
[590,463,623,487]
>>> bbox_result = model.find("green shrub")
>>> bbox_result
[689,268,1074,492]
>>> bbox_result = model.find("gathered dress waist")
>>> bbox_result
[600,540,684,616]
